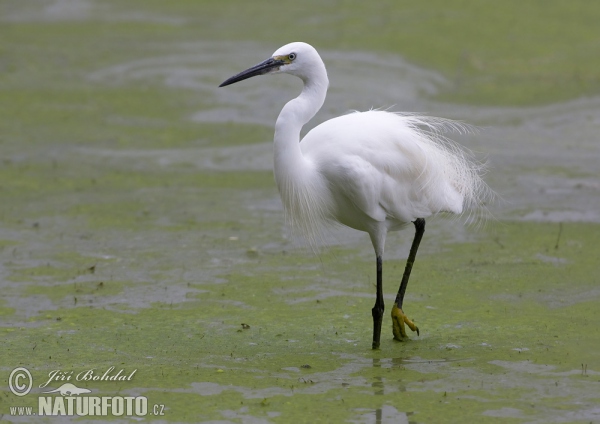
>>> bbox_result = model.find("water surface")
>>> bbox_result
[1,1,599,423]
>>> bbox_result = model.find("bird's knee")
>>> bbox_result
[372,304,384,320]
[413,218,426,232]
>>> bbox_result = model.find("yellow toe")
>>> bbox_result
[391,304,419,341]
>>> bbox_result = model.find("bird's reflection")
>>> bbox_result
[367,358,411,424]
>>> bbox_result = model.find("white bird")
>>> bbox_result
[220,42,491,349]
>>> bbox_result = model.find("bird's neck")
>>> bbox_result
[273,72,328,180]
[272,69,330,242]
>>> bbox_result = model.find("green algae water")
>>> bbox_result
[1,1,599,422]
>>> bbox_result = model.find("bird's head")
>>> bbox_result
[219,42,324,87]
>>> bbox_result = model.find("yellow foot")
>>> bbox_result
[391,304,419,341]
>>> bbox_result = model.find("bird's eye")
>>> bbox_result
[288,53,297,61]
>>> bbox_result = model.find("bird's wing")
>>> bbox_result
[301,112,433,222]
[301,110,469,225]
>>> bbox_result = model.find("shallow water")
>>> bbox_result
[1,1,599,423]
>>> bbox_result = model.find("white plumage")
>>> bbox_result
[220,42,492,349]
[292,111,487,240]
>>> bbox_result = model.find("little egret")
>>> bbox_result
[219,42,491,349]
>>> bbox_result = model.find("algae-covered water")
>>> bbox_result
[1,1,599,423]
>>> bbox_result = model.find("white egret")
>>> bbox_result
[219,42,491,349]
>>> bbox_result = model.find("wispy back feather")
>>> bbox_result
[394,112,495,226]
[277,110,494,247]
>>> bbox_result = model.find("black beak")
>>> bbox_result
[219,57,285,87]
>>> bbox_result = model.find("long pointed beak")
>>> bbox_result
[219,57,285,87]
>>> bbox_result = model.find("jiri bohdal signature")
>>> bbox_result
[38,367,137,389]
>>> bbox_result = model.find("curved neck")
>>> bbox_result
[273,70,328,180]
[271,58,330,242]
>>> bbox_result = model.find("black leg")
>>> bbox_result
[371,255,384,349]
[395,218,425,311]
